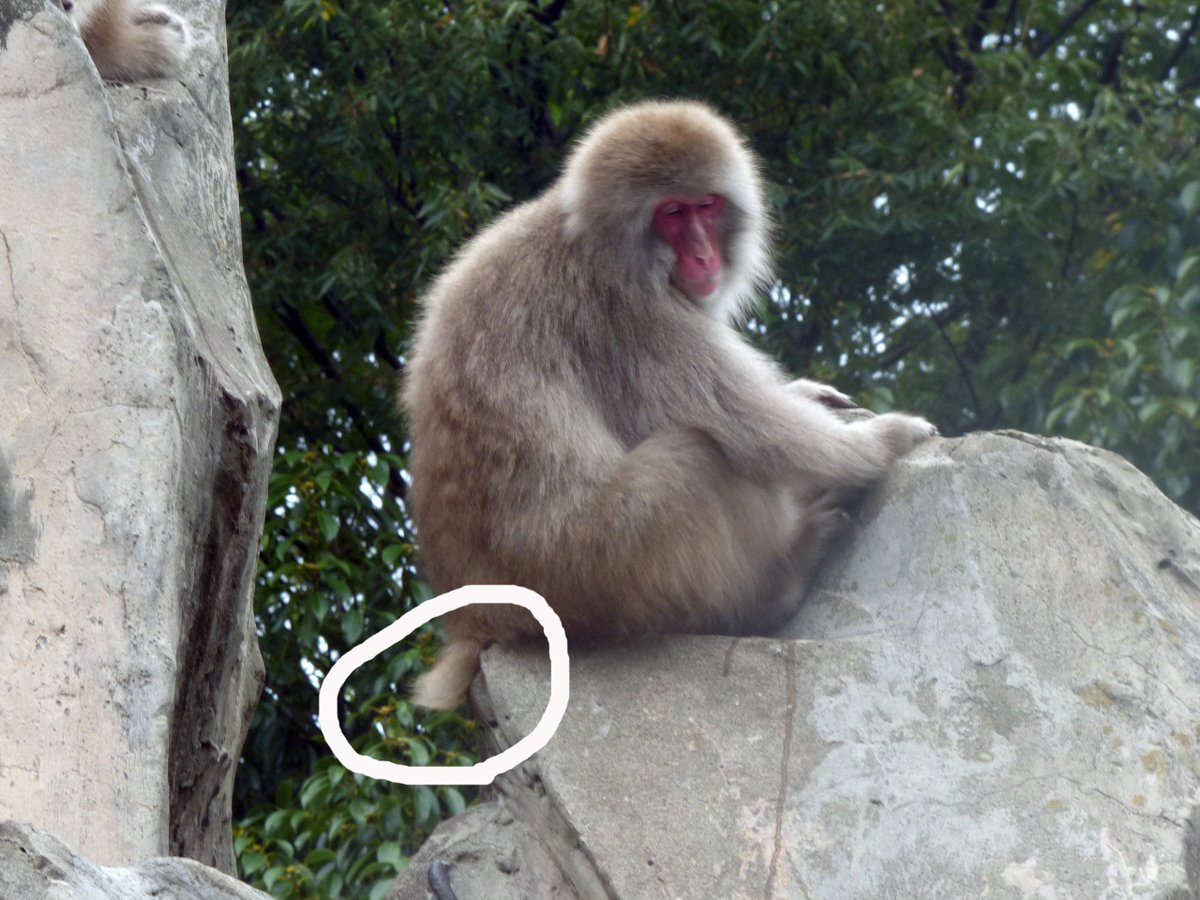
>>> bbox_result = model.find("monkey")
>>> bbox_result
[59,0,189,82]
[402,100,936,710]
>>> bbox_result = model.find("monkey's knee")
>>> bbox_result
[754,495,852,630]
[802,494,854,543]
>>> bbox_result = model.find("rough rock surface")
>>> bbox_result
[0,820,270,899]
[392,432,1200,899]
[387,800,581,900]
[0,0,278,874]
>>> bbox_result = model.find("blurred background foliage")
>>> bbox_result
[225,0,1199,896]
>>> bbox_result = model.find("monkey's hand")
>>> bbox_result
[787,378,856,409]
[861,412,939,459]
[130,4,189,50]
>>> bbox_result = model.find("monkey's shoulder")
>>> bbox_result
[463,196,563,262]
[432,198,572,304]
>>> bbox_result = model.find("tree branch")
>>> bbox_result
[967,0,1000,52]
[1098,3,1145,91]
[1158,3,1200,82]
[272,300,408,500]
[933,313,983,422]
[874,300,966,371]
[934,0,977,108]
[1030,0,1102,59]
[374,331,403,371]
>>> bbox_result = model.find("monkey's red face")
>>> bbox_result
[653,194,725,298]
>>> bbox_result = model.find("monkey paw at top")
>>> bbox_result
[61,0,190,82]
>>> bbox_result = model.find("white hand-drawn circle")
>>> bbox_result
[318,584,569,785]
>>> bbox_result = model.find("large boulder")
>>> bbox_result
[392,432,1200,899]
[0,821,269,900]
[0,0,277,875]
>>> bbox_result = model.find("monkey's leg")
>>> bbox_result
[411,637,487,711]
[750,493,852,632]
[574,427,807,638]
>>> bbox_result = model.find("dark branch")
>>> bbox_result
[1158,3,1200,82]
[1001,0,1020,46]
[1030,0,1102,59]
[374,331,403,371]
[1097,28,1127,88]
[1098,4,1145,91]
[532,0,569,29]
[933,313,982,422]
[272,300,408,500]
[967,0,1000,53]
[874,300,966,371]
[934,0,977,108]
[274,299,342,384]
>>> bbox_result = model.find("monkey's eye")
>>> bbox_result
[696,195,724,223]
[661,204,683,217]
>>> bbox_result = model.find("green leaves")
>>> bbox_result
[1181,181,1200,218]
[1047,183,1200,509]
[235,707,476,898]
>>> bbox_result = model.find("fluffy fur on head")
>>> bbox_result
[61,0,189,82]
[559,100,773,323]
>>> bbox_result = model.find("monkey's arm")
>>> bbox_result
[687,333,935,488]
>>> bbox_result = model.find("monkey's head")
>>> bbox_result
[559,100,773,322]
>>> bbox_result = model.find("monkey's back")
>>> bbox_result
[402,196,626,627]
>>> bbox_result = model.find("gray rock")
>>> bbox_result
[0,0,277,875]
[0,820,270,899]
[387,800,581,900]
[397,432,1200,899]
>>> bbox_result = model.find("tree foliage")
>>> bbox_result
[227,1,1199,896]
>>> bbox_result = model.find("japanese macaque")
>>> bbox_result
[403,100,936,710]
[60,0,189,82]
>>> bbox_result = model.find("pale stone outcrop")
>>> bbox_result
[0,821,270,900]
[392,432,1200,899]
[0,0,277,877]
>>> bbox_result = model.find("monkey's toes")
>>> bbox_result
[872,412,939,456]
[132,5,187,37]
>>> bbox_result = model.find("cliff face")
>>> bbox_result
[0,0,278,876]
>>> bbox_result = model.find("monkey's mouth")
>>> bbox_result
[677,273,720,297]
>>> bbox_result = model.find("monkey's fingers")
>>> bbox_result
[818,388,856,409]
[788,377,856,409]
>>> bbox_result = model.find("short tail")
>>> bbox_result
[412,639,485,710]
